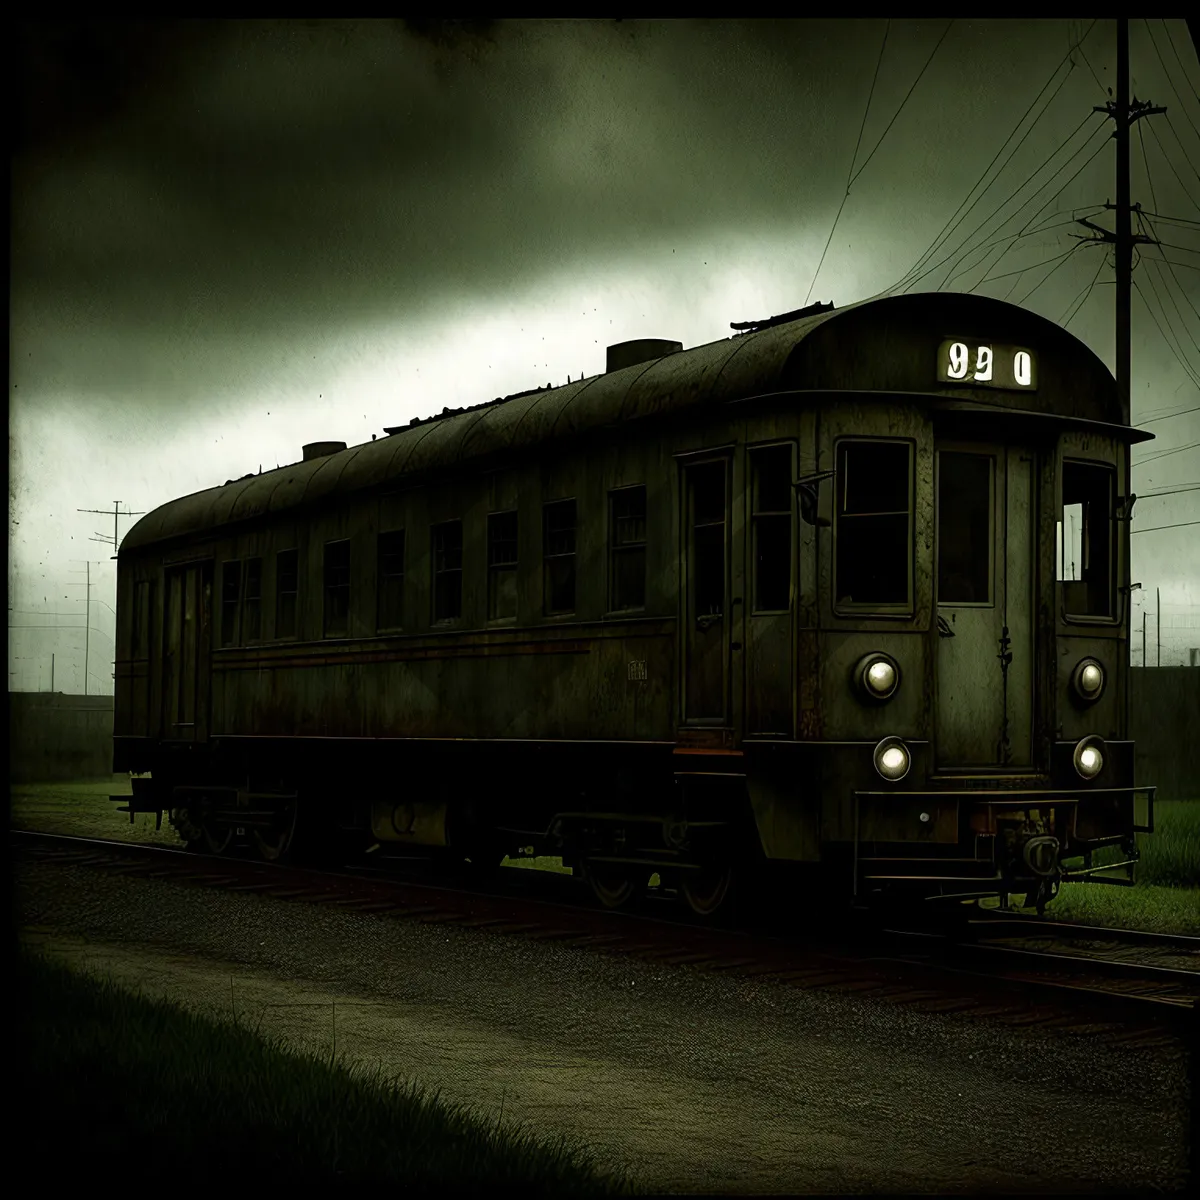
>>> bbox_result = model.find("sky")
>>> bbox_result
[10,18,1200,693]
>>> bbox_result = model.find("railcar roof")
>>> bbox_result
[121,291,1121,555]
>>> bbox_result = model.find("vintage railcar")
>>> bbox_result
[112,291,1156,917]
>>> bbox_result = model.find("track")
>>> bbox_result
[13,827,1199,1044]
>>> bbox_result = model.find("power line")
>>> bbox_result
[1159,19,1200,101]
[1133,437,1200,465]
[1136,406,1200,426]
[1140,215,1200,329]
[1013,239,1083,305]
[1144,19,1200,149]
[804,20,891,307]
[1139,209,1200,227]
[1137,482,1200,496]
[1133,279,1200,389]
[1060,250,1108,327]
[848,19,954,190]
[1131,519,1200,534]
[1139,260,1200,382]
[884,26,1097,296]
[1145,120,1200,213]
[940,121,1110,294]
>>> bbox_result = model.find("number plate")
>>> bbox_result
[937,339,1036,391]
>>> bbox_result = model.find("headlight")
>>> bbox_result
[1070,658,1105,703]
[854,652,900,703]
[873,736,911,782]
[1072,735,1105,780]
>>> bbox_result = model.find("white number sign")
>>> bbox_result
[937,340,1036,391]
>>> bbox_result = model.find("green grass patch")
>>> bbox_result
[15,948,632,1192]
[1136,798,1200,888]
[1048,882,1199,935]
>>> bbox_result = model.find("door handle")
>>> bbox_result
[936,615,955,639]
[696,613,723,631]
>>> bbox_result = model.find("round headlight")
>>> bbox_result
[854,653,900,703]
[1071,658,1105,703]
[873,736,911,782]
[1072,735,1105,780]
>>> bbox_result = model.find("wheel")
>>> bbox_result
[680,862,734,918]
[202,820,235,856]
[253,799,298,862]
[583,861,642,910]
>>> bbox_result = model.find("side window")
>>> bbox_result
[750,446,793,612]
[834,440,913,611]
[432,520,463,622]
[544,498,577,615]
[609,486,647,612]
[1059,460,1114,618]
[243,557,263,641]
[220,560,241,646]
[488,511,518,621]
[323,539,351,637]
[276,549,298,639]
[133,580,152,658]
[377,530,405,631]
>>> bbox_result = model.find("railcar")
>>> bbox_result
[112,291,1156,917]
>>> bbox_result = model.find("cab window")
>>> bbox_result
[834,440,913,612]
[1059,460,1114,618]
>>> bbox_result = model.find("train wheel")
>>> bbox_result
[583,861,640,910]
[254,801,298,863]
[680,863,734,918]
[202,821,235,856]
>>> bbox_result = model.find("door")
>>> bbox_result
[162,561,213,742]
[935,445,1033,768]
[682,459,730,723]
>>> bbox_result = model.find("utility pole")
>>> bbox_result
[79,500,145,559]
[1074,19,1166,425]
[68,559,104,696]
[1157,585,1161,667]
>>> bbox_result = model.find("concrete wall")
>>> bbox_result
[1131,667,1200,802]
[9,692,114,783]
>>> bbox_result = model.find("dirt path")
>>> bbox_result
[16,860,1191,1194]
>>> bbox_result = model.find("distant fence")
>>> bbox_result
[6,674,1197,795]
[9,692,115,783]
[1131,667,1200,802]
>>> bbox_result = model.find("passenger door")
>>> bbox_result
[162,560,213,743]
[681,458,731,724]
[934,444,1033,768]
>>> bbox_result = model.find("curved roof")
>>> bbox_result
[122,291,1121,555]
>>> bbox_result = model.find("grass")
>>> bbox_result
[14,947,633,1192]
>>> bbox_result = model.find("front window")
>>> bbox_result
[1059,460,1114,618]
[834,440,913,612]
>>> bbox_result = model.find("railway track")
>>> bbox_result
[13,827,1199,1044]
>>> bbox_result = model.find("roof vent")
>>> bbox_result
[303,441,347,462]
[606,338,682,373]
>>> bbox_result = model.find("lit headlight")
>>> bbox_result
[1073,735,1105,780]
[1071,658,1105,703]
[854,653,900,703]
[873,736,911,782]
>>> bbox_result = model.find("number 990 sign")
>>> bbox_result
[936,339,1036,391]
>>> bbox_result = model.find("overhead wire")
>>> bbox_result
[1137,212,1200,373]
[1140,213,1200,328]
[1133,438,1200,465]
[1145,121,1200,214]
[1012,240,1083,304]
[882,21,1097,297]
[1134,279,1200,389]
[1136,481,1200,495]
[803,20,891,307]
[1060,250,1108,328]
[1131,519,1200,534]
[847,19,954,190]
[1145,19,1200,147]
[901,114,1107,296]
[1136,407,1200,426]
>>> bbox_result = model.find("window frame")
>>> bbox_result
[748,442,795,615]
[487,510,519,622]
[220,559,241,646]
[432,519,464,624]
[832,436,915,617]
[243,557,263,643]
[1059,456,1118,624]
[376,528,406,632]
[543,497,577,617]
[275,548,299,641]
[323,538,352,639]
[608,484,648,614]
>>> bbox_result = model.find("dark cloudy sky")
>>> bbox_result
[10,19,1200,693]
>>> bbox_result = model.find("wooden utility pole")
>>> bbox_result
[1074,19,1166,425]
[79,500,145,559]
